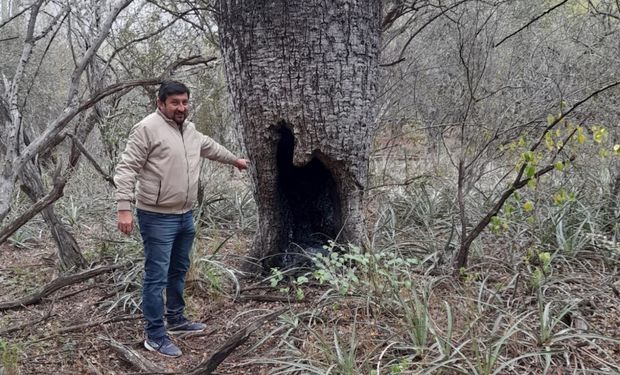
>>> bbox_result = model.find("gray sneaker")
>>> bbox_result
[144,335,182,357]
[167,318,207,334]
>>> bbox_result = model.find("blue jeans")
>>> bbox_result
[137,209,195,340]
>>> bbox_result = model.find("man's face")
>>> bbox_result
[157,93,189,126]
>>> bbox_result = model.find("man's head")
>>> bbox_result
[157,81,190,126]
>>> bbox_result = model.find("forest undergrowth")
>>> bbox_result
[0,134,619,375]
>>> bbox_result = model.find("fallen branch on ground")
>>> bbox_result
[100,336,165,373]
[235,294,303,303]
[186,308,287,375]
[174,328,217,340]
[30,314,141,344]
[0,263,124,311]
[52,284,99,301]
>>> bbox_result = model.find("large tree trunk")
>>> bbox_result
[217,0,381,271]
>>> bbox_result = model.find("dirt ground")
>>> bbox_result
[1,234,619,374]
[0,240,297,375]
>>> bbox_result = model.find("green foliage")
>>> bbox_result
[307,241,420,298]
[58,195,83,227]
[0,339,20,375]
[99,260,143,314]
[525,247,553,290]
[7,228,36,250]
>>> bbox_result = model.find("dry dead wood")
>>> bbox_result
[32,314,141,342]
[235,294,302,303]
[185,308,287,375]
[0,263,123,311]
[60,314,140,334]
[100,336,165,373]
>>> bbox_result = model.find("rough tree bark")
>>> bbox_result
[217,0,381,271]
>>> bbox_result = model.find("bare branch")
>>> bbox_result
[382,1,428,31]
[22,10,69,109]
[1,0,44,181]
[66,0,134,105]
[101,336,165,373]
[494,0,570,48]
[146,0,208,31]
[15,56,217,172]
[32,6,69,42]
[384,0,471,66]
[528,81,620,156]
[453,154,577,273]
[0,304,53,336]
[186,309,287,375]
[103,10,191,70]
[67,133,116,188]
[452,80,620,271]
[0,3,34,30]
[8,0,44,97]
[0,35,19,42]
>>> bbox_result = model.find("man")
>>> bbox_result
[114,81,248,357]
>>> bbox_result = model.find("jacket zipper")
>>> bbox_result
[155,181,162,205]
[180,126,190,209]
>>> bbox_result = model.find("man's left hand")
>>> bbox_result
[234,158,249,171]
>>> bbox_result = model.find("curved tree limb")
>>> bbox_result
[0,172,65,246]
[0,54,216,226]
[65,0,134,104]
[382,0,471,66]
[19,55,217,171]
[0,303,53,336]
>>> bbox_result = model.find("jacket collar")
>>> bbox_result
[156,108,187,131]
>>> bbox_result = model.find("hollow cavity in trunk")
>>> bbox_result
[275,126,341,268]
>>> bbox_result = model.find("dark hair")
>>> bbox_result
[158,81,190,102]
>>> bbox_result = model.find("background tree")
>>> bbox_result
[0,0,220,269]
[376,0,620,272]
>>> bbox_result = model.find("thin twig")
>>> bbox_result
[494,0,570,48]
[67,133,116,188]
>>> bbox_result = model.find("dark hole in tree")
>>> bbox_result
[275,126,342,268]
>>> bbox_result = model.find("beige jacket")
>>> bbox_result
[114,109,238,214]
